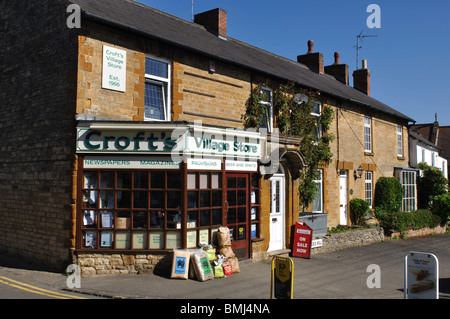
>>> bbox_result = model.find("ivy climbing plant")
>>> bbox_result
[243,82,335,212]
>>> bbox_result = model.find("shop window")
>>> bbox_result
[80,167,261,252]
[250,173,260,239]
[80,170,182,250]
[186,172,223,248]
[145,56,171,121]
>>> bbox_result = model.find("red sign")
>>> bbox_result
[291,222,313,258]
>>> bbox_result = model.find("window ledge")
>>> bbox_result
[251,237,265,243]
[397,156,405,160]
[364,152,374,156]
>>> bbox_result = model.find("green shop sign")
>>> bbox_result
[77,128,176,153]
[76,123,262,159]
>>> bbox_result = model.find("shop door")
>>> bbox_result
[339,170,348,225]
[226,174,249,259]
[268,175,285,251]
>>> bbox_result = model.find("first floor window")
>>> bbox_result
[311,169,323,212]
[311,101,323,140]
[145,82,166,120]
[365,171,373,208]
[364,116,372,153]
[145,56,170,121]
[397,125,403,157]
[258,87,273,133]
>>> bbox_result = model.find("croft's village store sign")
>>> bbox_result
[76,122,263,170]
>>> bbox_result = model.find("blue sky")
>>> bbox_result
[140,0,450,125]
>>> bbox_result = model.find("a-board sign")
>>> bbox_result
[271,256,294,299]
[404,251,439,299]
[291,222,313,258]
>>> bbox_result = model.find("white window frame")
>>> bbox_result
[311,102,322,140]
[364,116,372,153]
[397,125,403,157]
[400,170,417,212]
[311,169,323,213]
[258,87,273,133]
[144,56,171,121]
[365,171,373,208]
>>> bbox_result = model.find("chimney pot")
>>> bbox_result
[362,59,368,69]
[307,40,314,53]
[334,52,340,64]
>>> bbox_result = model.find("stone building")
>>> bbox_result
[0,0,414,274]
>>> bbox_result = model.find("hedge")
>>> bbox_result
[431,193,450,225]
[374,177,402,212]
[374,209,441,232]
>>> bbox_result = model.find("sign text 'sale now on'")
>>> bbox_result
[291,222,313,258]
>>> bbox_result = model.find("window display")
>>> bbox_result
[78,161,260,252]
[80,169,183,250]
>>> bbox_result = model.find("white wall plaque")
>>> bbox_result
[102,45,127,92]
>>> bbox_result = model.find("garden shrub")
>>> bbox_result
[431,193,450,225]
[374,177,402,212]
[349,198,370,225]
[417,162,448,209]
[374,209,441,232]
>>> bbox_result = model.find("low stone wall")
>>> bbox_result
[76,252,170,276]
[389,225,447,239]
[311,227,385,255]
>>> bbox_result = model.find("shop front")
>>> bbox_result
[75,121,263,267]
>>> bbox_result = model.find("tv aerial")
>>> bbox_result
[354,31,377,69]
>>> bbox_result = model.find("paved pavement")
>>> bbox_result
[0,234,449,301]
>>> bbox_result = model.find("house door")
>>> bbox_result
[339,170,348,225]
[226,174,249,259]
[268,174,285,251]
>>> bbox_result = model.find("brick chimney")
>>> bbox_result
[297,40,324,75]
[352,59,371,95]
[431,113,439,145]
[324,52,349,85]
[194,8,227,38]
